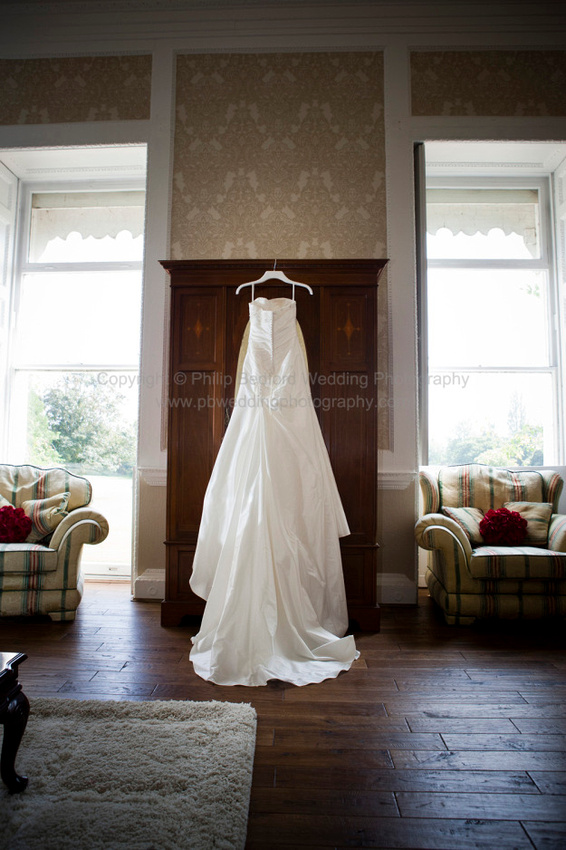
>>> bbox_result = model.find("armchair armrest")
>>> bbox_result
[415,513,480,595]
[415,513,473,561]
[548,514,566,553]
[47,508,109,551]
[419,469,441,514]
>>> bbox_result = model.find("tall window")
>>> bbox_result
[5,185,145,577]
[424,177,562,467]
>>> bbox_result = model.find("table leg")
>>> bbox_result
[1,688,30,793]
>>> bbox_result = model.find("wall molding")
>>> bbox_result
[139,468,415,489]
[378,471,416,490]
[138,467,167,487]
[2,2,566,58]
[0,121,150,150]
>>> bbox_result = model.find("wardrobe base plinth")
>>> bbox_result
[161,599,205,627]
[348,604,381,632]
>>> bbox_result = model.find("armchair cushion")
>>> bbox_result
[442,506,484,545]
[0,465,91,511]
[470,546,566,581]
[441,500,553,547]
[504,501,553,545]
[439,464,544,512]
[22,492,70,542]
[0,542,58,575]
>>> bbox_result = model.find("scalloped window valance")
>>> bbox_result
[426,188,540,258]
[30,190,145,263]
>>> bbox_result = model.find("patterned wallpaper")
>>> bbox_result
[171,51,389,446]
[0,55,152,124]
[171,52,385,260]
[411,50,566,116]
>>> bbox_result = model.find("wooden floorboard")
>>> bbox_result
[1,583,566,849]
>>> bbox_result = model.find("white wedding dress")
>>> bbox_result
[189,297,359,686]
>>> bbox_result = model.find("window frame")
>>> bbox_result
[422,173,564,466]
[4,178,145,461]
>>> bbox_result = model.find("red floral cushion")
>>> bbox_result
[479,506,528,545]
[0,504,33,543]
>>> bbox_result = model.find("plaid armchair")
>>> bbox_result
[415,464,566,625]
[0,465,109,621]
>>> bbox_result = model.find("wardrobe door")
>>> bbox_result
[163,284,225,623]
[320,285,379,629]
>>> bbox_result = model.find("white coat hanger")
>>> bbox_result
[235,261,314,301]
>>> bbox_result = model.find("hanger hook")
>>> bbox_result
[273,259,277,270]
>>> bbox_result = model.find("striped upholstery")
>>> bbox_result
[0,464,91,511]
[416,464,566,624]
[549,514,566,551]
[419,468,441,514]
[442,506,484,545]
[0,543,58,574]
[470,546,566,580]
[426,571,566,624]
[0,465,108,621]
[439,464,544,512]
[22,492,70,542]
[503,501,553,545]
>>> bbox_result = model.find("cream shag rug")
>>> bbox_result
[3,697,257,850]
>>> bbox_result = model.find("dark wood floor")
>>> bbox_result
[2,582,566,849]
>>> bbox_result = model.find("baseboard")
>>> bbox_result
[134,568,166,600]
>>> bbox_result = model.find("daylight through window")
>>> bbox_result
[7,186,145,577]
[425,179,560,467]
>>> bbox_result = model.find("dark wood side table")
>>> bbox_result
[0,652,29,793]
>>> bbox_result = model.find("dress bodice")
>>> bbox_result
[247,297,298,379]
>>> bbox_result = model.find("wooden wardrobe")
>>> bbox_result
[160,259,387,630]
